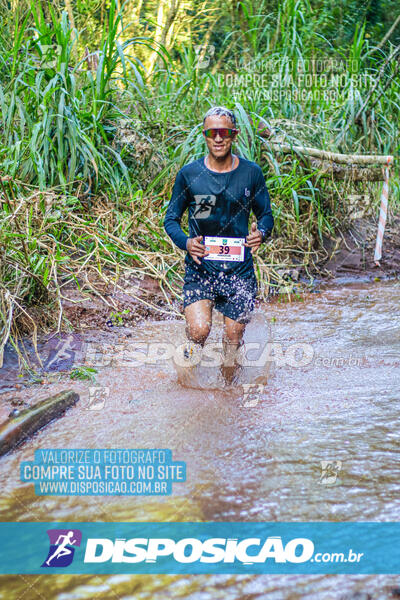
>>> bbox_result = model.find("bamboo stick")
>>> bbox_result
[263,139,393,165]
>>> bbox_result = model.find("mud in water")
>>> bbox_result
[172,311,272,392]
[0,280,400,598]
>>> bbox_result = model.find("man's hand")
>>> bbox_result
[244,222,263,254]
[186,235,209,264]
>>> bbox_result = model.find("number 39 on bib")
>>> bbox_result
[203,236,245,262]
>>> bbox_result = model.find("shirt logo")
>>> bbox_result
[244,188,250,197]
[193,195,216,219]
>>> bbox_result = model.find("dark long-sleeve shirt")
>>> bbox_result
[163,155,274,276]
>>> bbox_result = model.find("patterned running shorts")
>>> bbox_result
[182,265,258,324]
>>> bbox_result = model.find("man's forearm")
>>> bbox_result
[163,214,190,251]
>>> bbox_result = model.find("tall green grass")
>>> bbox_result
[0,1,151,196]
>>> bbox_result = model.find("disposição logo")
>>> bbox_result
[41,529,82,568]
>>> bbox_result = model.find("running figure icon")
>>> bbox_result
[45,531,77,565]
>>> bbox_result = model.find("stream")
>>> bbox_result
[0,279,399,599]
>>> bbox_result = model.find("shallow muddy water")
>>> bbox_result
[0,279,400,599]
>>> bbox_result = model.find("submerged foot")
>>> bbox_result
[220,339,244,387]
[220,364,243,387]
[173,341,203,388]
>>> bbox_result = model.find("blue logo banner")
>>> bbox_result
[0,522,399,574]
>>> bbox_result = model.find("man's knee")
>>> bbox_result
[223,321,246,344]
[186,320,211,345]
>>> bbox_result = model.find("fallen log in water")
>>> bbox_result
[0,390,79,456]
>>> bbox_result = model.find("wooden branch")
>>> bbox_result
[308,159,387,181]
[261,151,388,180]
[255,119,393,166]
[261,138,393,165]
[373,14,400,52]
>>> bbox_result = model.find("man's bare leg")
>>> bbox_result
[184,299,213,347]
[174,300,213,386]
[221,315,246,384]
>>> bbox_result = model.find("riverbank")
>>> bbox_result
[1,209,399,404]
[57,212,400,332]
[321,215,400,278]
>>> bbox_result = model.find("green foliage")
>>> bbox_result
[69,366,97,381]
[0,1,149,194]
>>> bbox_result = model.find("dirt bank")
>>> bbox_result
[1,213,398,406]
[60,270,175,330]
[58,215,400,332]
[320,215,400,279]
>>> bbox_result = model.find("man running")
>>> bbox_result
[164,106,274,384]
[45,531,77,566]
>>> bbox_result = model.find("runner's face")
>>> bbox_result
[203,115,238,160]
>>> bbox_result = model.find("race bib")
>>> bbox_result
[203,236,245,262]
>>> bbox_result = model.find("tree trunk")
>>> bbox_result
[135,0,144,24]
[148,0,180,73]
[147,0,165,73]
[65,0,75,29]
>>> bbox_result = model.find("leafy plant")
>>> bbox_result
[69,366,97,381]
